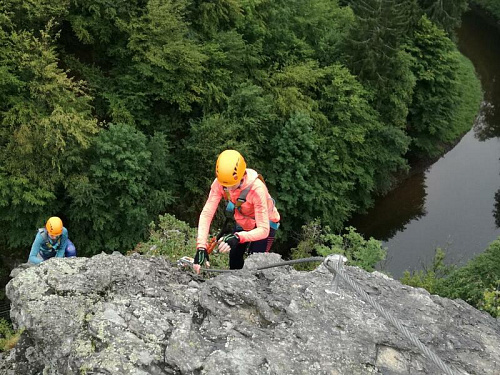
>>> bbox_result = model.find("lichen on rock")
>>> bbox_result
[0,252,498,374]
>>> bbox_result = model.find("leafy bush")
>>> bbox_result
[0,319,21,351]
[400,248,455,294]
[133,214,229,271]
[401,239,500,318]
[472,0,500,21]
[480,282,500,318]
[406,16,462,157]
[332,226,387,272]
[290,220,326,271]
[291,220,386,272]
[435,239,500,307]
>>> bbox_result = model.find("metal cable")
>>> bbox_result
[200,267,233,273]
[196,255,458,373]
[0,255,459,373]
[254,256,325,270]
[200,256,325,273]
[324,256,456,375]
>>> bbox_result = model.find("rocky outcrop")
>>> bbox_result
[1,252,499,374]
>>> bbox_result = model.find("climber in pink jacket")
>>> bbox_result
[193,150,280,273]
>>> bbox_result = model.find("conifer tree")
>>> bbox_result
[0,23,97,246]
[418,0,468,36]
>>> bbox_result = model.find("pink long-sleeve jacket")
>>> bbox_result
[196,169,280,248]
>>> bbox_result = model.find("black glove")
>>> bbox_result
[194,247,209,265]
[221,233,240,251]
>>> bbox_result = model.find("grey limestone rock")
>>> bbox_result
[0,252,499,374]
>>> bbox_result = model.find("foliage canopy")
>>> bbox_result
[0,0,481,260]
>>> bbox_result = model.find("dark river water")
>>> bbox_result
[350,10,500,279]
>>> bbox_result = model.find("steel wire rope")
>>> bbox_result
[324,256,457,375]
[200,256,325,273]
[196,255,458,374]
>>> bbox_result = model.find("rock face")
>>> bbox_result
[1,252,500,374]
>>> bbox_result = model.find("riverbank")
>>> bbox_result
[364,48,482,207]
[351,8,500,279]
[470,1,500,26]
[402,237,500,318]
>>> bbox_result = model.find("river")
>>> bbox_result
[350,10,500,279]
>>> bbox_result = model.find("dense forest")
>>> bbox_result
[472,0,500,18]
[0,0,481,256]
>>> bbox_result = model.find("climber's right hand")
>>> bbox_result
[193,247,209,274]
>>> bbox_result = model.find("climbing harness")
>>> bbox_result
[223,174,280,230]
[38,228,61,251]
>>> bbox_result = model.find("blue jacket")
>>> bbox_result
[28,227,68,264]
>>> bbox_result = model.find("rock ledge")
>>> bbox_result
[1,252,499,374]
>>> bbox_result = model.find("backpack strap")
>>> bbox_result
[235,174,267,211]
[235,184,253,211]
[224,175,279,228]
[224,177,258,212]
[38,228,61,249]
[223,174,279,230]
[38,228,48,242]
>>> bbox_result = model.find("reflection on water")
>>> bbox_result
[473,102,497,141]
[493,189,500,228]
[352,10,500,278]
[349,173,427,241]
[357,131,500,278]
[457,11,500,140]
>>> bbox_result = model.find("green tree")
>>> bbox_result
[58,0,208,132]
[316,64,409,208]
[343,0,419,131]
[187,0,244,36]
[418,0,468,36]
[406,16,461,157]
[125,0,208,114]
[66,123,173,255]
[0,0,69,34]
[267,112,319,235]
[0,24,97,246]
[345,0,419,81]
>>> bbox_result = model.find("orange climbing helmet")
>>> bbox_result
[216,150,246,187]
[46,217,63,237]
